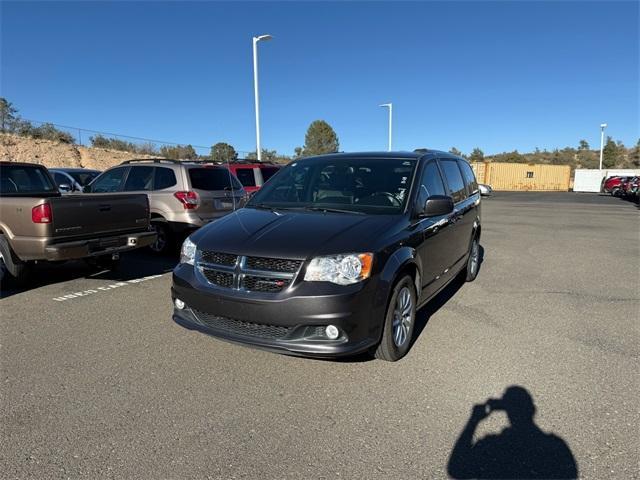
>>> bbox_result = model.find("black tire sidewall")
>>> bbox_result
[376,275,417,361]
[465,236,480,282]
[150,222,173,254]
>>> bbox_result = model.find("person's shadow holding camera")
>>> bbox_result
[447,386,578,479]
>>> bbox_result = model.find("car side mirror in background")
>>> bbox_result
[58,183,71,193]
[421,195,454,217]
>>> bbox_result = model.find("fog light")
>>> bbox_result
[174,298,185,310]
[325,324,340,340]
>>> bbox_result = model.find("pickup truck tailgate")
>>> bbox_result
[49,194,149,237]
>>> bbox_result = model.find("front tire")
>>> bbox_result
[374,275,417,362]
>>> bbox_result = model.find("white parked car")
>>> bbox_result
[478,183,493,196]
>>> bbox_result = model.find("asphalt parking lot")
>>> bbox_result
[1,192,638,479]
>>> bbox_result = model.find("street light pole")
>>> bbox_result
[379,103,393,151]
[599,123,607,171]
[253,34,272,162]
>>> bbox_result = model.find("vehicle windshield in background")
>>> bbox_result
[0,164,58,195]
[248,157,417,214]
[189,168,243,191]
[69,171,100,186]
[261,167,279,182]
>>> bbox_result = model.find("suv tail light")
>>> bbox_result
[174,191,199,210]
[32,203,53,224]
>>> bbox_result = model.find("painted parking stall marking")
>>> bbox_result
[52,274,164,302]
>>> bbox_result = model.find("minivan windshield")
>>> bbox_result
[248,157,417,214]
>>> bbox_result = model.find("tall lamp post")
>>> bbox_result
[253,34,272,161]
[379,103,393,151]
[599,123,607,171]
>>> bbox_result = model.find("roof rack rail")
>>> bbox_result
[120,158,181,165]
[413,148,430,153]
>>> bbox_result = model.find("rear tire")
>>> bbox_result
[374,275,417,362]
[463,235,481,282]
[611,187,621,197]
[149,222,173,255]
[0,235,29,288]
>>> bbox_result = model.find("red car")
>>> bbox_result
[224,161,282,193]
[602,176,633,196]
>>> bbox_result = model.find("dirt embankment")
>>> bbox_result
[0,134,160,171]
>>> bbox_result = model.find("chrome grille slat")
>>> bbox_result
[196,251,303,293]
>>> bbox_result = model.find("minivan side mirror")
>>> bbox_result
[58,183,71,193]
[420,195,454,217]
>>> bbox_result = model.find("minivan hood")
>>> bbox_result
[192,207,397,259]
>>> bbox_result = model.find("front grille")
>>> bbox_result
[197,251,302,293]
[193,310,292,339]
[201,269,234,288]
[201,251,237,266]
[245,256,302,273]
[242,275,290,293]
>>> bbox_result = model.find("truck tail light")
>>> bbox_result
[32,203,52,224]
[174,191,199,210]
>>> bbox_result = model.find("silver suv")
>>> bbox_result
[86,159,246,253]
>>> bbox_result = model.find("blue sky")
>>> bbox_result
[1,1,638,156]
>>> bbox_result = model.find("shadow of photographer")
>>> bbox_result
[448,386,578,479]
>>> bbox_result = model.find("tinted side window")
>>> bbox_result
[154,167,177,190]
[90,167,128,193]
[123,166,154,191]
[417,161,447,208]
[458,160,478,194]
[439,159,467,203]
[234,168,257,187]
[0,165,57,194]
[53,172,69,187]
[261,167,279,182]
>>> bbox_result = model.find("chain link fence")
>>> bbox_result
[6,118,253,159]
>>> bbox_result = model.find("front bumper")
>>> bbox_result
[43,231,156,261]
[171,264,386,358]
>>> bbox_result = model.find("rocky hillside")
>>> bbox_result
[0,133,160,171]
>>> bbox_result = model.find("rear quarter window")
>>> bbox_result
[154,167,177,190]
[188,168,242,191]
[260,167,279,182]
[234,168,257,187]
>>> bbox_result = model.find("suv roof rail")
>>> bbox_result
[120,158,182,165]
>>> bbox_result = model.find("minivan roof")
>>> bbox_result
[292,150,456,161]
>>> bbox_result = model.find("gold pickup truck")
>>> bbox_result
[0,161,156,285]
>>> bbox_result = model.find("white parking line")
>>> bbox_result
[52,274,164,302]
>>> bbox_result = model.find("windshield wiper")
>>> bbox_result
[302,206,365,215]
[249,203,295,212]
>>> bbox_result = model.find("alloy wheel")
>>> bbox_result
[392,286,413,347]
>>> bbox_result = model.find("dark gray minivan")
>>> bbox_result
[172,151,481,361]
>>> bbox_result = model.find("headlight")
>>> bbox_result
[180,237,196,265]
[304,253,373,285]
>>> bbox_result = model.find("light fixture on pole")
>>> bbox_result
[379,103,393,151]
[599,123,607,171]
[253,34,272,162]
